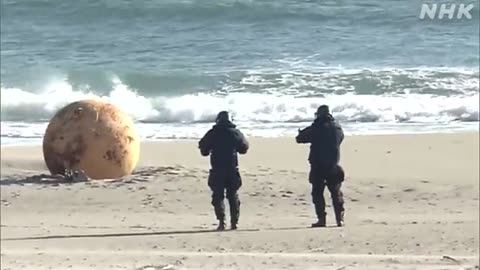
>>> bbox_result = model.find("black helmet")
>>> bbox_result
[315,105,330,118]
[216,111,231,123]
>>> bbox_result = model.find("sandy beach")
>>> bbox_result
[1,133,479,270]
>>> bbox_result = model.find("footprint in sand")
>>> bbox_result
[142,196,154,205]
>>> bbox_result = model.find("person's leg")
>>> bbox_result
[327,182,344,226]
[226,169,242,230]
[327,165,345,227]
[310,167,327,227]
[209,170,226,230]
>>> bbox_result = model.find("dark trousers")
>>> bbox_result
[208,168,242,223]
[309,164,345,221]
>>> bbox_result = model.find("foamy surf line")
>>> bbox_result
[1,85,478,124]
[1,121,479,146]
[1,67,479,123]
[1,67,478,145]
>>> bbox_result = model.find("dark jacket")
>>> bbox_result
[296,115,344,167]
[199,121,249,170]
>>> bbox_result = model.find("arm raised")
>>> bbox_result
[296,126,312,144]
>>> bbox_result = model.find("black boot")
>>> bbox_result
[230,200,240,230]
[230,210,238,230]
[335,210,345,227]
[330,183,345,227]
[227,191,240,230]
[311,213,326,228]
[217,220,226,231]
[312,205,326,228]
[332,197,345,227]
[214,202,226,231]
[311,186,326,228]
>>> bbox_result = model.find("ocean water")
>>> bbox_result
[1,0,479,145]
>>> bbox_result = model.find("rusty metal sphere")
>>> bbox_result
[42,99,140,180]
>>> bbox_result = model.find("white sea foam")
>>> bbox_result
[1,72,478,144]
[2,74,478,123]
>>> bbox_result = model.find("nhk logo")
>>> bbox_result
[419,2,475,20]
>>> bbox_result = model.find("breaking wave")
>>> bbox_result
[1,68,478,125]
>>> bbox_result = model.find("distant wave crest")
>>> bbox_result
[1,68,478,124]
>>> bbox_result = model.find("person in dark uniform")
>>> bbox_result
[296,105,345,227]
[199,111,249,231]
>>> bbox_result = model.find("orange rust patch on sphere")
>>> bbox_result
[42,99,140,180]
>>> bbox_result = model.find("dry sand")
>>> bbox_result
[1,133,479,270]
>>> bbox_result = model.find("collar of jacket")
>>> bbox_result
[314,114,334,124]
[213,121,236,129]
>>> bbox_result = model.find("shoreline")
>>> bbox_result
[2,120,479,147]
[1,130,479,148]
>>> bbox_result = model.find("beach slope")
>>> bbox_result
[1,133,479,269]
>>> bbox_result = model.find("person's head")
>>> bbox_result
[315,105,331,119]
[215,111,231,124]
